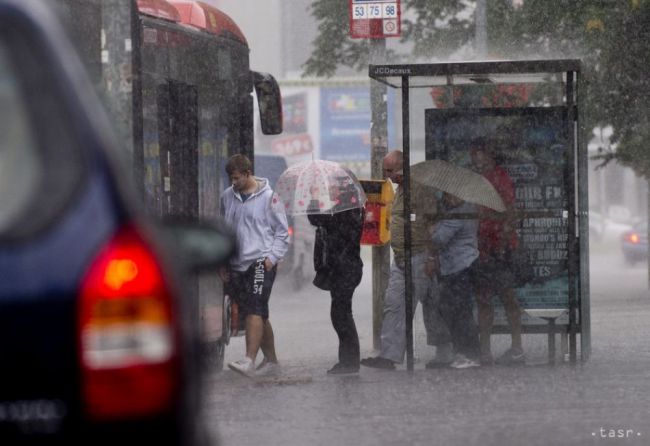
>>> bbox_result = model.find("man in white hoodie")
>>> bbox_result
[221,154,289,377]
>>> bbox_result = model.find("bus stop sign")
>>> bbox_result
[349,0,401,39]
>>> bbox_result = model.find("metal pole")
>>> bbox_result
[576,69,591,361]
[369,39,390,351]
[566,70,578,363]
[401,76,414,372]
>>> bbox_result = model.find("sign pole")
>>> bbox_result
[370,39,389,351]
[350,0,400,354]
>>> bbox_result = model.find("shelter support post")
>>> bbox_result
[401,76,414,372]
[566,71,578,364]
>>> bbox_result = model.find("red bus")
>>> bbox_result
[56,0,283,370]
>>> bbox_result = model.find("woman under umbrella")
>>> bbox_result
[308,177,364,374]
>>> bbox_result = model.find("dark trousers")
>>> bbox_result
[330,282,360,368]
[439,264,480,360]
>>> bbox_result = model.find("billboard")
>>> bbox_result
[425,107,570,325]
[319,87,372,161]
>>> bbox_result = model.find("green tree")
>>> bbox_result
[305,0,650,178]
[591,3,650,178]
[495,0,650,177]
[302,0,474,77]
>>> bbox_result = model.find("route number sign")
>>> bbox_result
[349,0,401,39]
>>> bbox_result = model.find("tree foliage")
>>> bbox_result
[497,0,650,177]
[302,0,368,77]
[304,0,650,178]
[302,0,474,77]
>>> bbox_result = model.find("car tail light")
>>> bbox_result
[288,226,294,238]
[628,233,640,244]
[78,225,179,420]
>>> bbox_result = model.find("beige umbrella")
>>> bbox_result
[410,159,506,212]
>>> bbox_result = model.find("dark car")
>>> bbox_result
[0,1,233,444]
[621,220,648,265]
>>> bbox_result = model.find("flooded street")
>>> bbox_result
[207,234,650,446]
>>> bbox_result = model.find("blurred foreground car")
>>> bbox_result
[0,0,233,444]
[621,220,648,265]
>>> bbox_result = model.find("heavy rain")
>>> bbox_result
[1,1,650,445]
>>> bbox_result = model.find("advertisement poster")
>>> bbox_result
[425,107,571,325]
[319,87,372,162]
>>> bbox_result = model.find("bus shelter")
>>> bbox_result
[369,60,589,370]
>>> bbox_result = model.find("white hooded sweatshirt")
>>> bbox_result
[220,177,289,272]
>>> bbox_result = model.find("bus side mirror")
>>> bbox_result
[253,71,283,135]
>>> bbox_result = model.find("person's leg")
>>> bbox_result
[260,319,278,363]
[377,262,406,363]
[415,256,452,356]
[243,259,277,364]
[330,285,360,368]
[500,287,523,351]
[227,270,257,374]
[475,259,495,358]
[449,269,480,361]
[437,276,459,352]
[476,288,494,357]
[244,314,264,362]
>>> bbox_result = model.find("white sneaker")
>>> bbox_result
[256,359,280,376]
[450,354,480,369]
[228,357,255,377]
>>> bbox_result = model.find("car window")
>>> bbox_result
[0,41,42,232]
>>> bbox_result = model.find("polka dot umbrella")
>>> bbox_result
[271,160,366,215]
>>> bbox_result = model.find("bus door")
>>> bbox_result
[158,81,199,218]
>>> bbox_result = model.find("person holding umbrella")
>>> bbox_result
[273,159,367,374]
[308,177,364,375]
[430,192,482,369]
[409,156,508,368]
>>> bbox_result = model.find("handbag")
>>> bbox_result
[312,226,332,290]
[312,269,332,291]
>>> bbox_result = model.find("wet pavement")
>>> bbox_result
[206,245,650,446]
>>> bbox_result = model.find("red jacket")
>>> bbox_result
[478,165,518,257]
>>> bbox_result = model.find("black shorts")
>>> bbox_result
[227,257,277,320]
[474,252,516,291]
